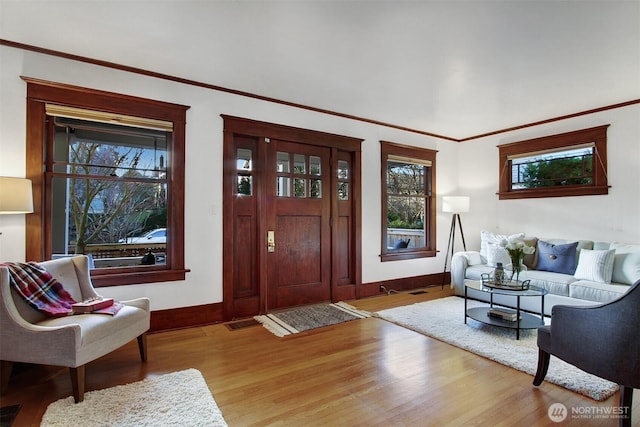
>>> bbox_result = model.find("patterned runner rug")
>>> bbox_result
[254,302,371,337]
[40,369,227,426]
[375,296,618,401]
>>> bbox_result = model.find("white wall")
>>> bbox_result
[2,45,638,311]
[0,46,462,310]
[457,104,640,251]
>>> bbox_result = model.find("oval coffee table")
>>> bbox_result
[464,279,547,340]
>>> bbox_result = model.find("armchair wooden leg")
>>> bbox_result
[70,365,86,403]
[532,349,550,386]
[137,333,148,362]
[1,360,13,394]
[619,386,633,427]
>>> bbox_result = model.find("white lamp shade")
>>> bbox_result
[442,196,470,213]
[0,177,34,214]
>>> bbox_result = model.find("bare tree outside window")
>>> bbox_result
[52,118,168,265]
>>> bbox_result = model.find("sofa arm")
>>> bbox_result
[450,252,472,294]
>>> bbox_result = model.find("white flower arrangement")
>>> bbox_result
[500,237,535,281]
[501,237,536,256]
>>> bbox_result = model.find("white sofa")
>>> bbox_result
[451,232,640,316]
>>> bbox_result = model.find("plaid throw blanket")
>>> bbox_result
[1,262,77,317]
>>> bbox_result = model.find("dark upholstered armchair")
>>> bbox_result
[533,279,640,427]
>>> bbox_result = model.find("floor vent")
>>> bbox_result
[225,318,260,331]
[409,290,428,295]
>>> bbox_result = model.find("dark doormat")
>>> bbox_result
[1,404,21,427]
[409,290,428,295]
[225,318,260,331]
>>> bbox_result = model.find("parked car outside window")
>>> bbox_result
[120,228,167,244]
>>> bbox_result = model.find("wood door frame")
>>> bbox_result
[222,115,363,320]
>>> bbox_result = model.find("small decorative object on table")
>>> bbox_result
[481,273,530,290]
[493,262,505,284]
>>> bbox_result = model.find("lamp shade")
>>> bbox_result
[442,196,470,213]
[0,177,34,214]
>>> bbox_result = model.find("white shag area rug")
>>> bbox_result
[40,369,228,427]
[375,296,618,401]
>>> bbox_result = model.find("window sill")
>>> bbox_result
[92,268,190,287]
[380,250,436,262]
[498,185,609,200]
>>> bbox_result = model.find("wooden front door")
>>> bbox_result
[265,140,331,309]
[222,115,362,320]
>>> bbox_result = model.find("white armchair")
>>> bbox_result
[0,255,150,402]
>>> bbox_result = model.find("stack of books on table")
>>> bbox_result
[487,307,519,322]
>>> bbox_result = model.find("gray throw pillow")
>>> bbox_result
[536,240,578,275]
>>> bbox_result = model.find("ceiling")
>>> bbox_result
[1,1,639,140]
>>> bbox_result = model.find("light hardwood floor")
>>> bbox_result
[2,286,636,426]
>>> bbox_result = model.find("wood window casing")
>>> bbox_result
[380,141,437,262]
[498,125,610,200]
[24,78,190,287]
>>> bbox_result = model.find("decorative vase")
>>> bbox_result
[493,262,505,284]
[507,258,527,283]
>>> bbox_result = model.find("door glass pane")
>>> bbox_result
[338,160,349,179]
[294,178,307,197]
[276,177,291,197]
[294,153,306,174]
[309,156,321,176]
[237,175,252,195]
[310,179,322,198]
[277,152,290,173]
[237,148,252,171]
[338,181,349,200]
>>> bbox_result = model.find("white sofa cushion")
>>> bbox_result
[569,280,629,303]
[574,249,615,283]
[480,231,524,259]
[524,269,577,297]
[610,242,640,285]
[486,242,511,267]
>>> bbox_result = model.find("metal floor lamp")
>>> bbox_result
[441,196,470,289]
